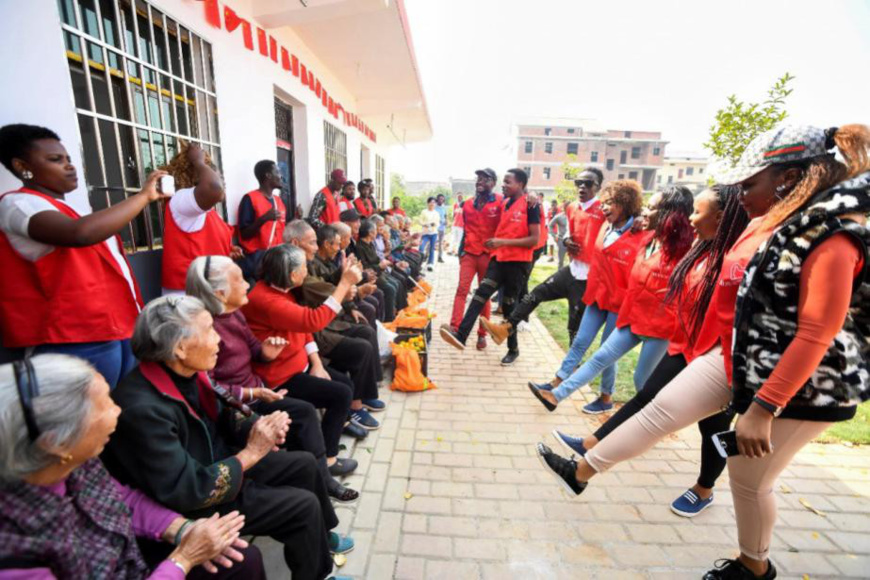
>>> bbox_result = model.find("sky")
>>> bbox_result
[389,0,870,183]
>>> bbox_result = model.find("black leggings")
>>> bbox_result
[592,352,734,490]
[280,367,353,458]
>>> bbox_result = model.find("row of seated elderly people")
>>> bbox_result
[0,123,430,579]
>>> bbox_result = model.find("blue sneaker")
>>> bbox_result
[670,489,714,518]
[329,532,355,554]
[582,398,614,415]
[552,429,587,457]
[350,408,380,430]
[361,398,386,412]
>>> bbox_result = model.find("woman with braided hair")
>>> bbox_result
[550,184,750,518]
[528,185,695,413]
[537,124,870,580]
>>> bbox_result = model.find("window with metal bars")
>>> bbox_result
[375,154,385,207]
[324,121,347,185]
[58,0,223,253]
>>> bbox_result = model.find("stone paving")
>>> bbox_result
[259,257,870,579]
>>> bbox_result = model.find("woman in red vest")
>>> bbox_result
[0,124,165,387]
[529,185,694,414]
[526,180,645,411]
[237,160,287,281]
[161,142,238,294]
[354,179,378,217]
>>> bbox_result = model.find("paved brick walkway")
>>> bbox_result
[260,257,870,579]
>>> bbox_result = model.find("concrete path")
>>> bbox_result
[259,257,870,579]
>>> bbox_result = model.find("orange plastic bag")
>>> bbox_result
[390,343,435,392]
[406,288,427,308]
[417,279,433,294]
[384,307,434,331]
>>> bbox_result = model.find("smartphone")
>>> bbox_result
[159,174,176,196]
[712,430,740,458]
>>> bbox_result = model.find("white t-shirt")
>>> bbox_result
[0,192,139,305]
[419,209,440,234]
[168,186,209,233]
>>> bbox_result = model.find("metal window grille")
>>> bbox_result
[323,120,347,184]
[59,0,223,253]
[375,154,385,207]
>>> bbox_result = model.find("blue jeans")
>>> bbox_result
[34,339,137,389]
[553,325,669,402]
[420,233,438,265]
[553,303,618,397]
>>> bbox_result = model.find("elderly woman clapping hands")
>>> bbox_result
[0,354,264,579]
[186,254,360,503]
[101,295,350,579]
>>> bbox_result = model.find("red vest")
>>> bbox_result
[461,193,503,256]
[0,189,143,347]
[694,218,769,382]
[534,205,548,250]
[583,226,651,313]
[616,243,680,340]
[238,190,286,255]
[353,197,376,217]
[453,202,464,227]
[161,202,233,290]
[493,195,533,262]
[319,187,341,224]
[569,199,607,264]
[387,207,406,218]
[667,254,709,361]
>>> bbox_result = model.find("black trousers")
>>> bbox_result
[377,273,407,321]
[593,352,734,490]
[205,451,337,580]
[280,367,353,458]
[509,264,587,342]
[327,325,382,396]
[457,259,531,352]
[520,247,546,300]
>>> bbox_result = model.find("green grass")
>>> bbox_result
[528,261,870,445]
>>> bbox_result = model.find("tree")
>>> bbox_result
[704,73,795,166]
[553,154,583,203]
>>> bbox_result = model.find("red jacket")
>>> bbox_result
[318,187,341,224]
[493,195,534,262]
[161,202,233,290]
[583,226,651,313]
[616,242,681,340]
[353,197,376,218]
[238,190,286,255]
[242,282,338,388]
[0,189,143,347]
[569,199,607,264]
[461,193,503,256]
[667,254,709,361]
[693,218,769,383]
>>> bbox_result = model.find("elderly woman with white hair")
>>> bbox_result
[101,296,354,580]
[0,354,264,579]
[185,255,359,503]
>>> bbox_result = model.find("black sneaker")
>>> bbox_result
[535,442,586,496]
[328,457,359,477]
[501,350,519,366]
[439,324,466,350]
[703,558,777,580]
[328,482,360,504]
[528,382,557,412]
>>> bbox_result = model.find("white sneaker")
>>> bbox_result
[517,321,530,332]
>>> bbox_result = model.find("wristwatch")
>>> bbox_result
[752,395,783,417]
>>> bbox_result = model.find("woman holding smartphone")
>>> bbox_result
[537,124,870,580]
[0,123,166,387]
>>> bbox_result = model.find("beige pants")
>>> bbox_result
[584,345,831,561]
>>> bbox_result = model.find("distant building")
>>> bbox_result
[405,181,450,197]
[657,155,709,193]
[450,178,476,198]
[515,118,668,191]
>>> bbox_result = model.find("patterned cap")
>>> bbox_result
[715,125,834,186]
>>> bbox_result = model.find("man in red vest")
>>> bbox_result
[237,159,287,281]
[387,196,407,218]
[308,168,346,229]
[448,169,502,350]
[354,179,378,217]
[441,168,540,366]
[482,169,606,348]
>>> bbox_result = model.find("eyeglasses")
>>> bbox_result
[575,180,598,188]
[14,358,41,441]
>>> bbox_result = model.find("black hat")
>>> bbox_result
[475,168,498,181]
[340,209,361,222]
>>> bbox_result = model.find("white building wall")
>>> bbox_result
[0,0,393,222]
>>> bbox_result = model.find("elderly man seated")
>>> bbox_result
[284,220,386,427]
[0,354,265,579]
[334,221,386,323]
[102,296,354,580]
